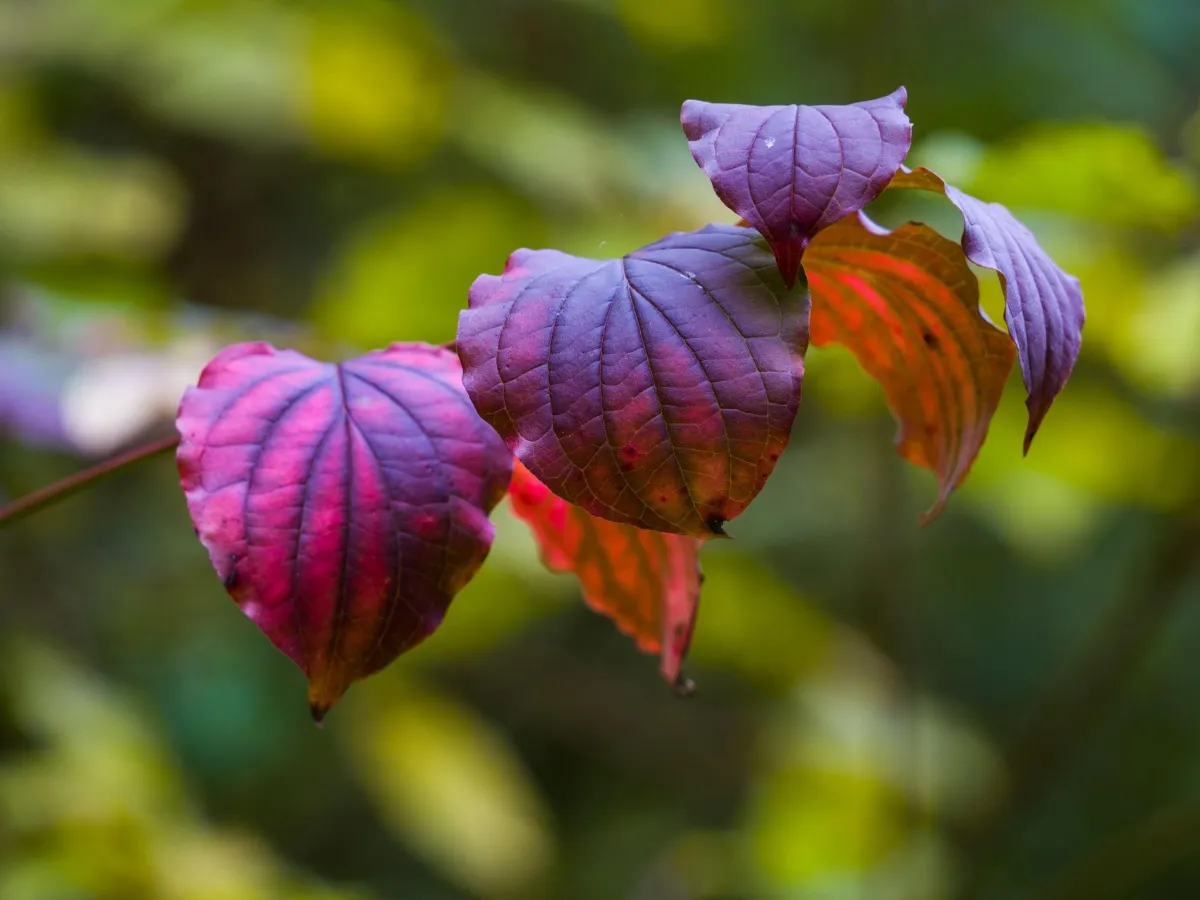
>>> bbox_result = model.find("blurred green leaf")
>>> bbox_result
[0,150,184,263]
[688,549,834,689]
[346,679,554,898]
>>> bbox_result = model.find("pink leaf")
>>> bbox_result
[176,342,512,721]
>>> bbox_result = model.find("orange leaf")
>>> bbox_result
[508,460,705,688]
[803,213,1016,521]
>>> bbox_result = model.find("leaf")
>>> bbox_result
[507,460,704,687]
[348,679,554,897]
[457,223,810,538]
[681,89,912,287]
[889,166,1085,450]
[803,213,1017,521]
[175,342,512,720]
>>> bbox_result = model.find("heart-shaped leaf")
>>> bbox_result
[508,460,704,687]
[803,213,1016,521]
[176,342,512,721]
[457,224,810,538]
[682,89,912,288]
[889,166,1085,449]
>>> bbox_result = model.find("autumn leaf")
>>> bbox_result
[681,89,912,287]
[888,166,1085,449]
[457,223,810,538]
[803,213,1017,521]
[175,342,512,721]
[508,460,704,687]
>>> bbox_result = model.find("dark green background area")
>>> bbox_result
[1,1,1198,898]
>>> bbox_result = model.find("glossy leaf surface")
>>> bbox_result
[458,223,810,538]
[508,460,704,686]
[176,342,512,720]
[804,214,1016,520]
[889,166,1085,449]
[682,89,912,287]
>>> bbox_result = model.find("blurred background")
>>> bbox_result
[1,0,1199,898]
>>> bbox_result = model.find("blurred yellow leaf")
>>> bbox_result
[301,6,446,166]
[969,122,1199,230]
[450,74,634,208]
[1117,254,1200,397]
[616,0,733,49]
[0,149,184,263]
[346,680,554,898]
[311,187,542,348]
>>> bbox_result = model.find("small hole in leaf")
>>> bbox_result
[923,331,939,349]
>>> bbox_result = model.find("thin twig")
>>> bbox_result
[0,435,181,530]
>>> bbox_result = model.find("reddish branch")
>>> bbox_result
[0,435,181,530]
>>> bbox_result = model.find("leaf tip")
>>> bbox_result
[673,672,697,698]
[309,701,329,728]
[307,674,348,726]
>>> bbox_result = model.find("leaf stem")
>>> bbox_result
[0,434,181,530]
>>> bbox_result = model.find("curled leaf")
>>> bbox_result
[176,342,512,720]
[508,460,704,687]
[889,166,1085,449]
[458,224,810,538]
[803,214,1016,521]
[682,89,912,287]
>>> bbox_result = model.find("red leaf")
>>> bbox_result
[176,342,512,720]
[457,224,810,539]
[681,89,912,287]
[889,167,1085,450]
[508,460,703,687]
[803,214,1016,521]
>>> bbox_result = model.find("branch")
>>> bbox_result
[0,435,181,530]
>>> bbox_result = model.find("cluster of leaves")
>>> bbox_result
[175,89,1084,719]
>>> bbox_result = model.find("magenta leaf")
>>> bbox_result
[176,342,512,721]
[681,88,912,287]
[457,224,810,538]
[890,166,1086,449]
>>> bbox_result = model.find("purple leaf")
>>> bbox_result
[681,88,912,287]
[457,224,810,538]
[890,167,1086,449]
[176,342,512,720]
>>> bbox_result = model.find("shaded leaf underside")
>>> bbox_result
[508,461,704,685]
[803,214,1016,520]
[889,166,1085,449]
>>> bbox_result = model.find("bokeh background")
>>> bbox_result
[2,1,1199,898]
